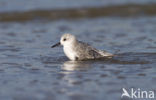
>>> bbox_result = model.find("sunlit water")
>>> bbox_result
[0,17,156,100]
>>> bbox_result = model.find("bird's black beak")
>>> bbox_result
[51,42,61,48]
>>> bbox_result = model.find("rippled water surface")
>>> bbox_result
[0,17,156,100]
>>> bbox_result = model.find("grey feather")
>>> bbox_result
[73,41,112,60]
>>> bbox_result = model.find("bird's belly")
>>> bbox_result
[63,47,76,60]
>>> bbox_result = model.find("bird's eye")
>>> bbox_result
[63,38,66,41]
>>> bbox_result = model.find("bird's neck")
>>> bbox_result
[64,40,78,48]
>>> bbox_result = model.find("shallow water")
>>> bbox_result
[0,17,156,100]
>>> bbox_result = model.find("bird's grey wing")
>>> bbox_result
[88,49,102,58]
[75,41,102,59]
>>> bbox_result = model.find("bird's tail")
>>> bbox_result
[98,50,114,58]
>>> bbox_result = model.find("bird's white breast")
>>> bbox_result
[63,46,76,61]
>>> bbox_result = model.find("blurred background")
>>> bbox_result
[0,0,156,21]
[0,0,156,100]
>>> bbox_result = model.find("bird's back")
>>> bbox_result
[73,41,113,60]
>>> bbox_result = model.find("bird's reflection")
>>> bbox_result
[59,61,93,87]
[61,61,92,71]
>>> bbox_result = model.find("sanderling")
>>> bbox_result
[51,33,114,61]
